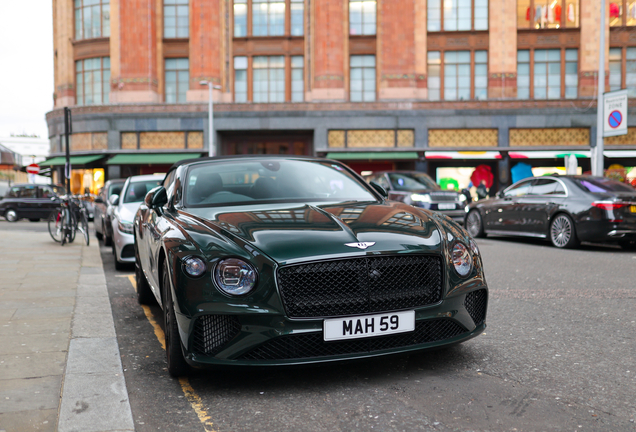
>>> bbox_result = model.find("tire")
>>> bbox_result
[162,261,189,377]
[80,211,90,246]
[466,210,486,238]
[66,211,77,244]
[48,210,63,243]
[95,220,103,240]
[135,244,155,305]
[4,208,18,222]
[549,214,579,249]
[103,221,112,246]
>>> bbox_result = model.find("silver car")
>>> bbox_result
[111,174,164,270]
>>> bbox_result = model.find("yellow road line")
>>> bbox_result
[126,275,217,432]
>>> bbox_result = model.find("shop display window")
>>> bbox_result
[517,0,579,29]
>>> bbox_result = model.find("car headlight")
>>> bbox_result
[213,258,257,296]
[452,242,472,277]
[411,193,431,203]
[182,256,206,278]
[118,220,134,234]
[459,194,467,202]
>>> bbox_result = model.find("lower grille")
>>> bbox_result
[191,315,241,356]
[464,289,487,326]
[430,192,459,202]
[121,244,135,259]
[238,319,466,361]
[277,255,443,318]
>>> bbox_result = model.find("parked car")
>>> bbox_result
[134,156,489,377]
[111,174,164,270]
[94,179,126,246]
[0,183,66,222]
[364,171,468,224]
[465,175,636,249]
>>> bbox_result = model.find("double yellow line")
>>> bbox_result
[126,275,217,432]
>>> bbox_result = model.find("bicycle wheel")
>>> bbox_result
[60,209,68,246]
[67,211,77,244]
[48,209,63,243]
[80,210,90,246]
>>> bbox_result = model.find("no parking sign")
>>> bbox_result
[603,89,628,137]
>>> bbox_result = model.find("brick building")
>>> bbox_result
[46,0,636,193]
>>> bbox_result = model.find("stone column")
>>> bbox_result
[110,0,160,103]
[488,0,517,99]
[580,0,609,97]
[310,0,346,101]
[53,0,75,107]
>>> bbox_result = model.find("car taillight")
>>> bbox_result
[592,201,628,211]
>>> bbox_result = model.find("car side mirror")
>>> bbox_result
[369,181,388,198]
[94,196,104,204]
[145,186,167,209]
[496,190,504,198]
[108,194,119,206]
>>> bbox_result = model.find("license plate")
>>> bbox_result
[438,203,455,210]
[323,311,415,341]
[631,205,636,213]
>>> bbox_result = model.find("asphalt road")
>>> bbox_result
[97,231,636,432]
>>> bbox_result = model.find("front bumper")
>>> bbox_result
[178,287,488,368]
[113,226,135,263]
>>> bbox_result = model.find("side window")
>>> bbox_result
[503,180,533,197]
[375,175,391,190]
[109,184,123,198]
[529,179,558,195]
[553,182,566,195]
[8,187,20,198]
[20,186,37,198]
[39,186,55,198]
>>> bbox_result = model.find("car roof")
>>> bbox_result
[168,154,330,171]
[126,174,165,182]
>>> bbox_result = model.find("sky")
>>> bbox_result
[0,1,54,139]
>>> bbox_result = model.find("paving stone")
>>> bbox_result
[0,408,57,432]
[0,351,66,380]
[0,375,62,413]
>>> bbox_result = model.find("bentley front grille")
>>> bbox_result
[238,319,466,361]
[277,255,443,319]
[191,315,241,356]
[464,289,487,326]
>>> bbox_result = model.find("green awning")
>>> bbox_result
[106,153,201,165]
[41,155,104,166]
[326,152,419,161]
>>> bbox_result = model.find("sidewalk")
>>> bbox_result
[0,227,134,432]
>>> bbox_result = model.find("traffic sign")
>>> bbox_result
[26,163,40,175]
[603,89,628,137]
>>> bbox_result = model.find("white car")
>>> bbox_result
[111,174,164,270]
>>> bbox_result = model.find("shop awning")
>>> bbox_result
[325,152,419,161]
[509,151,591,159]
[41,155,105,166]
[425,151,501,160]
[106,153,202,165]
[604,150,636,158]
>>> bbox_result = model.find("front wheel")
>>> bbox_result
[103,220,112,246]
[135,244,155,305]
[466,210,486,238]
[549,214,579,249]
[79,211,90,246]
[4,208,18,222]
[48,210,63,243]
[162,261,189,377]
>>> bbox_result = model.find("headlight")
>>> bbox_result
[459,194,467,202]
[182,256,206,277]
[118,220,134,234]
[213,258,257,296]
[411,193,431,203]
[452,243,472,277]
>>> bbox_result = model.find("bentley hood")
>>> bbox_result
[185,201,444,264]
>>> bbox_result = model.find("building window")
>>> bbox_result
[609,47,636,97]
[74,0,110,40]
[253,56,285,102]
[517,49,577,99]
[610,1,636,27]
[234,57,248,102]
[428,0,488,32]
[165,58,189,103]
[428,51,487,101]
[610,48,622,91]
[517,0,579,29]
[291,56,304,102]
[350,55,376,102]
[627,48,636,97]
[76,57,110,106]
[291,0,304,36]
[253,0,285,36]
[349,1,376,35]
[234,0,248,37]
[164,0,189,38]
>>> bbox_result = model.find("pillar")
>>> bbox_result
[310,0,346,101]
[53,0,75,107]
[488,0,517,99]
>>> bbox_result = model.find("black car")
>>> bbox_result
[465,175,636,249]
[134,156,488,376]
[364,171,468,224]
[93,179,126,245]
[0,183,66,222]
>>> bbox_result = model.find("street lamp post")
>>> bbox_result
[199,81,222,157]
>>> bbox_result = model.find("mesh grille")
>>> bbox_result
[277,255,443,318]
[239,319,466,361]
[464,289,487,326]
[121,245,135,258]
[191,315,241,356]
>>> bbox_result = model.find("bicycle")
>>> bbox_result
[48,195,90,246]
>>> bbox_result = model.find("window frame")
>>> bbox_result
[233,0,304,38]
[609,0,636,27]
[516,48,578,100]
[349,55,377,102]
[517,0,580,30]
[75,57,111,106]
[163,0,190,39]
[427,50,488,101]
[427,0,489,32]
[164,58,190,103]
[233,55,305,103]
[74,0,110,40]
[348,0,377,36]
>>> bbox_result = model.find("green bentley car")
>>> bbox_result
[134,156,488,376]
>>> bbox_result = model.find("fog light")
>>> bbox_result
[214,258,257,296]
[452,243,472,277]
[183,256,206,277]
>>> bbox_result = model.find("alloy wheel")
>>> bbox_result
[466,210,485,238]
[550,215,572,248]
[5,209,18,222]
